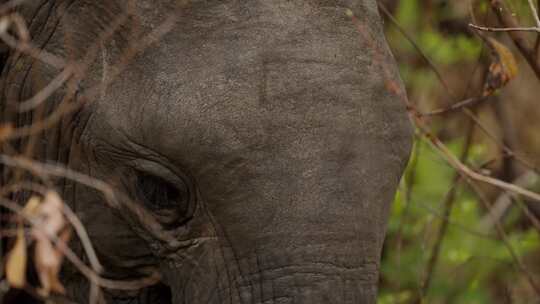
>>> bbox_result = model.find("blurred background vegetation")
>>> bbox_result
[378,0,540,303]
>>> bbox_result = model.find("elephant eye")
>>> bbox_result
[135,172,190,221]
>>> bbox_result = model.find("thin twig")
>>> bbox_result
[17,67,74,112]
[421,122,540,203]
[422,95,488,116]
[418,115,476,302]
[536,0,540,57]
[414,199,496,240]
[478,171,539,231]
[469,23,540,33]
[528,0,540,28]
[517,200,540,232]
[377,3,456,98]
[394,134,420,294]
[0,14,67,69]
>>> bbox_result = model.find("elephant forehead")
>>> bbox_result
[88,30,407,238]
[88,1,398,166]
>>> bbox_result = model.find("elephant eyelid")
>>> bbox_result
[134,170,192,223]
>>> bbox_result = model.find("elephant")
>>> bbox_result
[0,0,413,303]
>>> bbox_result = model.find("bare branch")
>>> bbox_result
[469,23,540,33]
[16,67,74,112]
[478,170,539,232]
[528,0,540,28]
[490,0,540,79]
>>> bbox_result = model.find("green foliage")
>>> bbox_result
[380,1,540,302]
[380,139,540,303]
[385,0,482,85]
[420,32,482,65]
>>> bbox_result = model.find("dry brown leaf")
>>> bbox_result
[34,229,70,295]
[483,37,519,96]
[23,195,42,217]
[40,191,65,236]
[6,226,27,288]
[32,191,69,295]
[0,123,13,141]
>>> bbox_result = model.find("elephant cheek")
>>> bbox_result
[164,271,378,304]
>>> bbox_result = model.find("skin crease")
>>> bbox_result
[0,0,413,303]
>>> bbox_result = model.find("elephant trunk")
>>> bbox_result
[163,248,380,304]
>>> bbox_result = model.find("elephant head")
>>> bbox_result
[1,0,412,303]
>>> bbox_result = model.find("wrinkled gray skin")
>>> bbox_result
[1,0,412,303]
